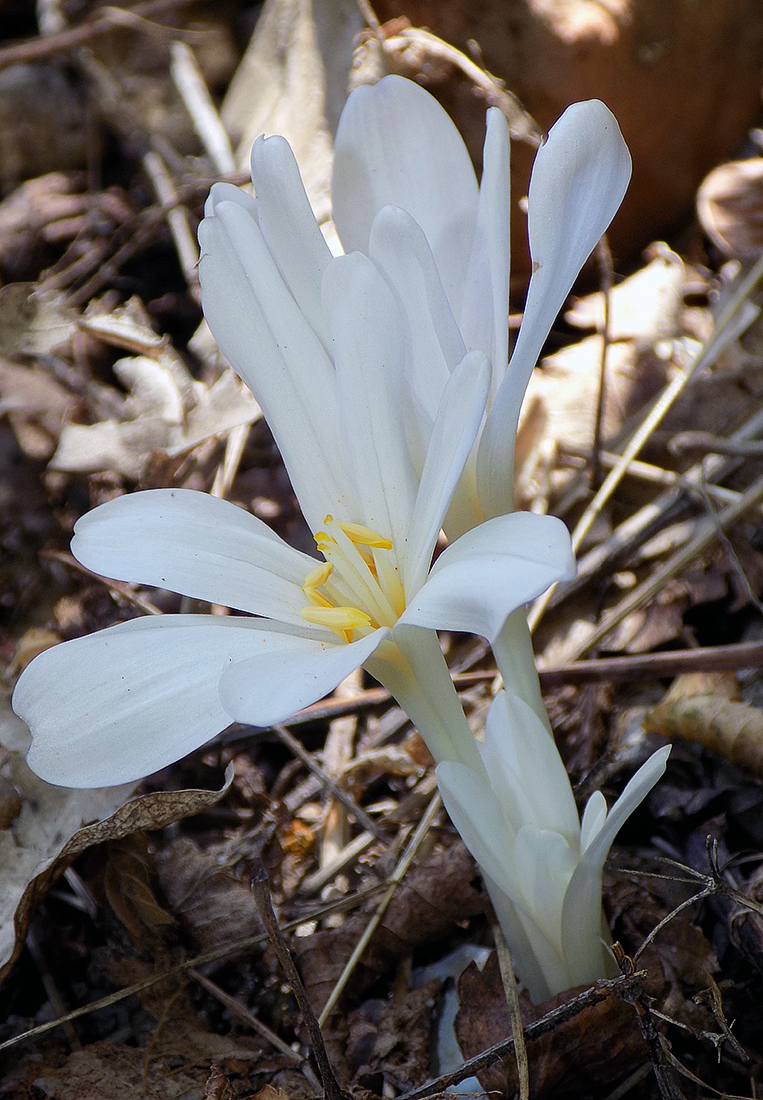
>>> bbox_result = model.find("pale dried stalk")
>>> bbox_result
[317,793,442,1025]
[530,250,763,631]
[170,40,236,174]
[564,469,763,661]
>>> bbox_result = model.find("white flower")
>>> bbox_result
[13,77,577,789]
[436,691,671,1002]
[330,76,632,535]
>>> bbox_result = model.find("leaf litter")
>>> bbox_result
[4,1,763,1098]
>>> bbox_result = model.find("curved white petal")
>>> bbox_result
[199,200,353,529]
[483,692,579,841]
[460,106,511,396]
[72,489,315,624]
[14,615,304,788]
[399,512,575,641]
[579,790,608,853]
[436,761,515,891]
[204,180,258,219]
[369,204,465,435]
[477,100,631,518]
[404,351,490,595]
[332,75,479,315]
[513,824,578,951]
[251,135,333,346]
[322,251,419,547]
[218,626,388,728]
[582,746,671,869]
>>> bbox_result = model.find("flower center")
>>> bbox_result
[300,515,406,643]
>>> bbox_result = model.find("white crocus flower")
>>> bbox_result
[330,76,632,536]
[13,78,577,788]
[330,77,631,730]
[437,691,671,1002]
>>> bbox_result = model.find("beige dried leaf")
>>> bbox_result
[645,672,763,778]
[50,359,261,478]
[221,0,362,226]
[565,250,685,343]
[0,284,78,356]
[697,157,763,260]
[0,703,234,984]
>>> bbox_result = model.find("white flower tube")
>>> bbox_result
[437,691,671,1002]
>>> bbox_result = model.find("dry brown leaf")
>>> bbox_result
[0,356,75,460]
[645,672,763,777]
[697,157,763,260]
[51,359,261,478]
[455,950,641,1100]
[0,283,79,356]
[103,834,175,946]
[294,840,487,1015]
[221,0,362,227]
[0,708,234,985]
[154,834,264,953]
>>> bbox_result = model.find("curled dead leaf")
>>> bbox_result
[645,672,763,778]
[697,157,763,260]
[0,726,233,986]
[0,283,78,356]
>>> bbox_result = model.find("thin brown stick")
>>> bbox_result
[0,0,199,70]
[394,971,647,1100]
[189,968,321,1089]
[250,868,349,1100]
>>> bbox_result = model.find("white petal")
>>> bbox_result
[559,861,614,987]
[483,692,580,841]
[513,825,578,951]
[582,746,670,869]
[322,251,419,546]
[250,135,333,346]
[369,204,465,434]
[14,615,302,788]
[460,107,511,397]
[72,489,314,624]
[218,627,388,727]
[199,201,352,529]
[579,790,608,853]
[205,180,258,219]
[477,100,631,518]
[399,512,575,641]
[332,75,479,314]
[404,352,490,595]
[436,761,516,892]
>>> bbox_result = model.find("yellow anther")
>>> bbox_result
[303,561,333,588]
[337,520,393,550]
[301,605,373,631]
[314,531,330,545]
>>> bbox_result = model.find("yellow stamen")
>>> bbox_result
[336,520,393,550]
[301,605,372,631]
[303,588,333,608]
[303,561,333,588]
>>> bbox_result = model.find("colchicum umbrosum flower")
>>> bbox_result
[12,75,668,1004]
[13,75,577,789]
